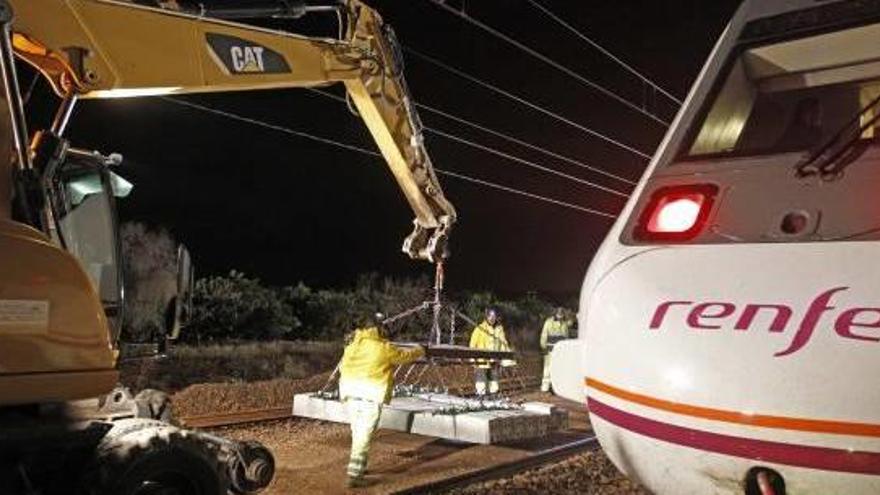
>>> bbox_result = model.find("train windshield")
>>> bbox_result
[683,21,880,160]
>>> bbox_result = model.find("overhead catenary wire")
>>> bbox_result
[424,0,670,126]
[436,169,616,219]
[306,88,630,197]
[162,96,379,157]
[418,100,638,186]
[308,88,637,186]
[426,127,628,198]
[403,46,653,160]
[523,0,682,106]
[159,96,619,219]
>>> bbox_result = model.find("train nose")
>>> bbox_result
[583,244,880,494]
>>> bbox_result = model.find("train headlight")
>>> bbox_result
[635,184,718,241]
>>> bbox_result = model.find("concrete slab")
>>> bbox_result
[523,401,570,431]
[292,393,568,444]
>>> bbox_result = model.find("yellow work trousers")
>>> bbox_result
[345,398,382,479]
[541,353,552,392]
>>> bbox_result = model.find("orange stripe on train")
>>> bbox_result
[586,377,880,438]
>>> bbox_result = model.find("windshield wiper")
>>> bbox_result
[795,91,880,179]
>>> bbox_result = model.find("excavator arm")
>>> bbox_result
[9,0,455,261]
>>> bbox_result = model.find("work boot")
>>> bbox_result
[347,476,369,488]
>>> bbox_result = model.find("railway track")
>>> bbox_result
[180,406,292,428]
[179,377,542,428]
[179,392,598,494]
[391,436,601,494]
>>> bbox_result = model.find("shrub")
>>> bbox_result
[186,270,298,342]
[120,222,178,342]
[187,271,567,351]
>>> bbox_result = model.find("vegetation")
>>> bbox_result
[183,271,567,351]
[120,222,573,350]
[118,228,573,394]
[121,222,178,342]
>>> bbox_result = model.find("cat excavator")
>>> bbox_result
[0,0,456,493]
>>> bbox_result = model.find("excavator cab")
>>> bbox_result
[47,148,130,342]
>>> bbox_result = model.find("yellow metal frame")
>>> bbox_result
[0,0,456,405]
[10,0,455,252]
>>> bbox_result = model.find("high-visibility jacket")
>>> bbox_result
[469,321,510,368]
[540,317,570,351]
[339,327,425,404]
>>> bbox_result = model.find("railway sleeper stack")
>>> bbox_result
[292,393,569,444]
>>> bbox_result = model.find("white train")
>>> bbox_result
[550,1,880,493]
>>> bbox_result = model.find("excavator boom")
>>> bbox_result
[0,2,458,491]
[10,0,456,261]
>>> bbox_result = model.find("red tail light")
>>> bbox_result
[635,184,718,241]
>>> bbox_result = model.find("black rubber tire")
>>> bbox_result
[90,433,227,495]
[134,389,174,422]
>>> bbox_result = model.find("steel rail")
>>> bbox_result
[390,435,600,494]
[180,406,292,429]
[180,375,542,429]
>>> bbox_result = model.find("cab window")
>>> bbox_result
[684,22,880,160]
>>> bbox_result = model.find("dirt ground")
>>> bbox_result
[171,373,332,417]
[170,356,543,418]
[120,341,342,394]
[451,449,648,495]
[210,394,644,494]
[154,345,642,494]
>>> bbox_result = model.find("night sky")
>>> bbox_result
[26,1,742,296]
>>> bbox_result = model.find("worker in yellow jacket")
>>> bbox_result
[468,308,510,396]
[541,307,571,392]
[339,313,425,487]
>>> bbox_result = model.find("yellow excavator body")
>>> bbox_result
[0,220,117,406]
[1,1,455,491]
[12,0,455,240]
[2,0,455,407]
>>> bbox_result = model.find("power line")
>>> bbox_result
[308,88,627,197]
[404,46,653,160]
[524,0,682,106]
[308,87,636,186]
[418,101,637,186]
[307,88,633,196]
[162,96,382,157]
[159,96,618,219]
[424,0,669,126]
[436,169,616,219]
[426,127,628,198]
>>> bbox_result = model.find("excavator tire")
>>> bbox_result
[86,421,228,495]
[133,389,173,422]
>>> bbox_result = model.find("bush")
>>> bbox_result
[279,274,433,341]
[186,270,298,342]
[186,271,567,351]
[121,222,178,342]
